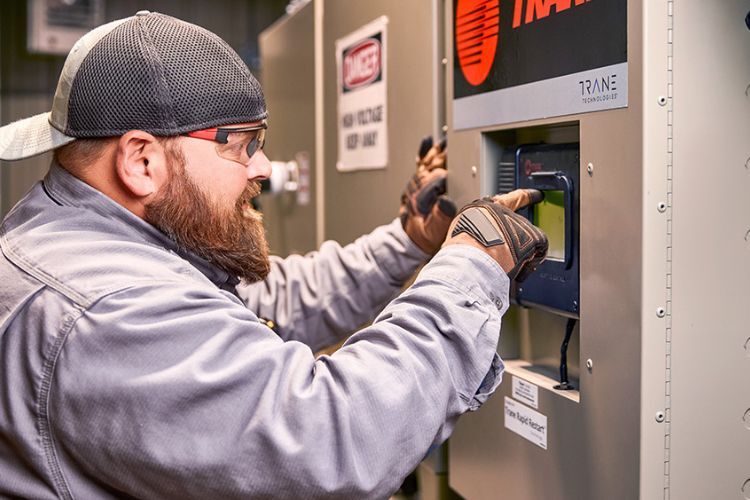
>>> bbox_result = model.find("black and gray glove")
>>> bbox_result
[444,189,548,282]
[400,136,456,255]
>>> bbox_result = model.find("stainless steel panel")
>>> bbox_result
[447,0,644,498]
[668,2,750,498]
[259,3,318,255]
[639,0,672,496]
[322,0,440,244]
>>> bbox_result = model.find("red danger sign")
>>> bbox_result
[342,37,382,91]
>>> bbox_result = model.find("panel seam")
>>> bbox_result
[663,0,674,498]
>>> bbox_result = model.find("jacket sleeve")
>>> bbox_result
[50,245,509,500]
[235,218,429,351]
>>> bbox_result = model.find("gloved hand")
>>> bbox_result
[400,136,457,255]
[444,189,548,282]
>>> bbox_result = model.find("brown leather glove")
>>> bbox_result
[444,189,548,282]
[400,137,456,255]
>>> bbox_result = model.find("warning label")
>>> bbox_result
[504,397,548,450]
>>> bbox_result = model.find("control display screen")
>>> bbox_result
[533,190,565,261]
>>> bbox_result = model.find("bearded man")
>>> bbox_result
[0,11,547,499]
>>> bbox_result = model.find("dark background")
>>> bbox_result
[453,0,627,98]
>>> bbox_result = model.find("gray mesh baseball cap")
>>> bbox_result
[0,11,267,161]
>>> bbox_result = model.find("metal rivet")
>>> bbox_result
[441,124,448,133]
[655,411,665,423]
[657,202,667,212]
[743,408,750,430]
[586,163,594,176]
[658,96,667,106]
[586,359,593,372]
[471,165,478,177]
[441,58,448,65]
[656,307,666,318]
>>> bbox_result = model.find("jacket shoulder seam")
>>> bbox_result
[1,232,89,307]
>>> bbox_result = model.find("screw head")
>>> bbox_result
[656,307,666,318]
[657,202,667,212]
[586,163,594,176]
[441,57,448,65]
[658,96,667,106]
[655,411,665,423]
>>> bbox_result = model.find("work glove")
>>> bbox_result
[444,189,548,282]
[400,136,457,255]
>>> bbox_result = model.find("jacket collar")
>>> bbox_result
[43,162,240,291]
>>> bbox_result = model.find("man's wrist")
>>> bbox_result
[391,217,431,261]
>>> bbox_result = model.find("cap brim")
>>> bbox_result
[0,112,76,161]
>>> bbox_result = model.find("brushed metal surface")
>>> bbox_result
[447,0,644,498]
[322,0,439,245]
[259,3,318,255]
[639,0,672,496]
[667,2,750,498]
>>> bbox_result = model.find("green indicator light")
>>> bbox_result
[533,190,565,261]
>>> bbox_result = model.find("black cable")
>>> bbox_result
[554,318,577,391]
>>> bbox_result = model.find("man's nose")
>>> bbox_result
[247,150,272,180]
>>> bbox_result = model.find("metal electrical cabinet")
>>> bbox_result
[445,1,750,499]
[260,0,445,255]
[259,3,319,255]
[260,1,749,498]
[320,0,444,246]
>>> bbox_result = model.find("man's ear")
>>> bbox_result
[115,130,170,198]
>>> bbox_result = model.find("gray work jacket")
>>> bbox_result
[0,163,508,499]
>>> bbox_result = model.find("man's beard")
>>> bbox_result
[144,146,270,284]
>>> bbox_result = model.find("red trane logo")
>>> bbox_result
[343,39,381,90]
[456,0,500,86]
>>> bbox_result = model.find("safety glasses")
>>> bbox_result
[184,122,267,164]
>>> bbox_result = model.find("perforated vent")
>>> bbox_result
[496,156,516,194]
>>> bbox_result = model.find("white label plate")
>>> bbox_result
[504,397,548,450]
[512,376,539,409]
